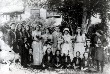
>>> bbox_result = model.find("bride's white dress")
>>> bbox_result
[32,31,43,65]
[74,34,85,58]
[61,34,73,61]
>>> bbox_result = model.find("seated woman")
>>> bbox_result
[42,48,54,69]
[72,51,82,70]
[53,50,62,69]
[81,52,90,70]
[61,53,71,69]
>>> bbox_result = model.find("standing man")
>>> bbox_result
[7,23,16,52]
[52,26,62,54]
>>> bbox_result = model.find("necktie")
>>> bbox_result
[76,58,79,64]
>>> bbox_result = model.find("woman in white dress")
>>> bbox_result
[61,28,74,61]
[74,27,85,58]
[32,25,43,65]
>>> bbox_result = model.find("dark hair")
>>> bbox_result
[83,52,90,58]
[76,29,82,36]
[55,50,61,56]
[86,40,92,47]
[25,25,30,31]
[45,48,53,56]
[76,51,80,56]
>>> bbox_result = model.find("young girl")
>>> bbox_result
[42,48,54,69]
[72,51,82,70]
[74,27,85,58]
[53,50,62,69]
[96,39,104,72]
[32,25,43,65]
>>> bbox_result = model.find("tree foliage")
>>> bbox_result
[47,0,110,34]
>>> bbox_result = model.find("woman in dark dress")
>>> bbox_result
[25,25,32,49]
[72,51,82,70]
[42,48,54,69]
[53,50,62,69]
[21,36,30,67]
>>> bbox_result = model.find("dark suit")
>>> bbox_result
[72,57,82,70]
[61,55,71,69]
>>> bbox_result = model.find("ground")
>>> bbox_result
[0,63,110,74]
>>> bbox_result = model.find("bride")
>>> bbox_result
[32,25,43,65]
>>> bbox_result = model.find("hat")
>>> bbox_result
[45,40,53,45]
[86,39,90,41]
[63,28,70,32]
[96,30,103,35]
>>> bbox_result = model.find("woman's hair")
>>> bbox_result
[76,28,82,36]
[44,28,51,34]
[45,48,53,56]
[55,50,61,56]
[25,25,30,31]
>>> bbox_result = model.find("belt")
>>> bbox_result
[76,42,84,43]
[33,40,39,42]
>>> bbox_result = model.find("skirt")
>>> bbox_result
[74,43,85,58]
[62,43,73,61]
[32,41,43,65]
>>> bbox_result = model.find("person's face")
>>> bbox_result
[11,24,15,30]
[35,26,39,31]
[64,30,69,35]
[87,41,91,47]
[46,29,49,34]
[26,26,29,30]
[47,44,51,48]
[84,53,88,58]
[56,51,60,56]
[76,52,80,57]
[47,48,51,54]
[77,29,81,34]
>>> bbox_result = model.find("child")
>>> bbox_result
[42,48,54,69]
[53,50,62,69]
[28,48,33,65]
[95,39,104,72]
[72,51,82,70]
[43,41,53,55]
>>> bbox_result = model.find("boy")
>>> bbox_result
[72,51,82,70]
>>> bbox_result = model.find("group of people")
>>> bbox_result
[1,22,107,72]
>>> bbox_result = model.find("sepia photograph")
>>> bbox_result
[0,0,110,74]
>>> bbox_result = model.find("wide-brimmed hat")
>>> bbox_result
[63,28,70,32]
